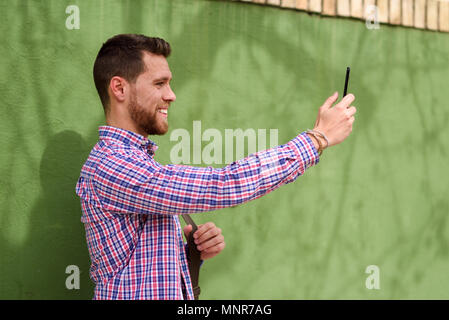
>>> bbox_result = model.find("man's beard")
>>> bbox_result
[128,94,168,136]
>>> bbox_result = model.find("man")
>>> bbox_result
[76,34,356,300]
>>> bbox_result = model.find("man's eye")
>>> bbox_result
[156,82,164,86]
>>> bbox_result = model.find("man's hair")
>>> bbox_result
[93,34,171,113]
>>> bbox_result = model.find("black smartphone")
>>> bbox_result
[343,67,350,97]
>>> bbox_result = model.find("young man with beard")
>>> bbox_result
[76,34,356,300]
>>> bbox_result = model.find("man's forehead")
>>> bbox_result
[142,51,172,80]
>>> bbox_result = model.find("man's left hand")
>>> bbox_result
[183,222,225,260]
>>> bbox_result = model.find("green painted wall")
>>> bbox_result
[1,0,448,299]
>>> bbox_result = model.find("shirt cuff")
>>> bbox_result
[288,132,320,169]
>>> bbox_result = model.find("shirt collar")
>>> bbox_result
[98,126,158,155]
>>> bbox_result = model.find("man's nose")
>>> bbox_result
[163,85,176,102]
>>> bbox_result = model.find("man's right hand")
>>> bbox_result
[312,92,356,148]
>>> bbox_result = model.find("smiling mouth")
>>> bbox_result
[157,109,168,117]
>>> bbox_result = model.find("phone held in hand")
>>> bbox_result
[343,67,350,97]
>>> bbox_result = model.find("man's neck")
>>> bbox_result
[105,105,143,136]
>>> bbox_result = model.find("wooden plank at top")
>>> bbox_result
[322,0,336,16]
[377,0,389,23]
[401,0,414,27]
[266,0,281,5]
[414,0,426,29]
[440,1,449,32]
[240,0,448,34]
[363,0,376,19]
[427,0,439,30]
[337,0,350,16]
[389,0,401,25]
[295,0,308,10]
[280,0,295,8]
[309,0,322,13]
[281,0,308,10]
[351,0,363,19]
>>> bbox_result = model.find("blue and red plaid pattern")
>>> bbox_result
[76,125,319,300]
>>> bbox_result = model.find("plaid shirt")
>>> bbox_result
[75,125,319,300]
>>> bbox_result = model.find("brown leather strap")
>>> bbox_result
[181,214,201,300]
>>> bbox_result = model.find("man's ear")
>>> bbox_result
[109,76,127,103]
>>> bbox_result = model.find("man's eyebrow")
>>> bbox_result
[153,76,172,82]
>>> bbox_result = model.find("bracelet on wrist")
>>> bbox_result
[311,129,329,148]
[306,130,324,156]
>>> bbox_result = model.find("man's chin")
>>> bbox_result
[145,125,168,136]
